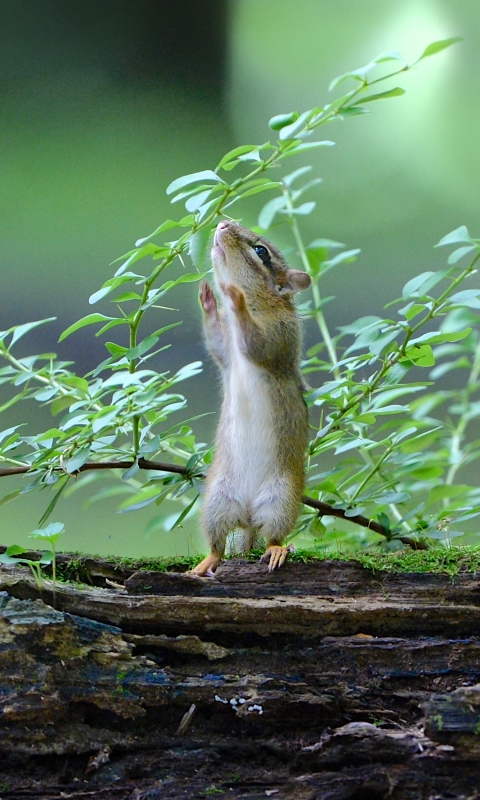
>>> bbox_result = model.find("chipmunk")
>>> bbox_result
[190,220,311,577]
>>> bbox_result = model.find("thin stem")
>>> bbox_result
[445,333,480,488]
[0,346,103,412]
[282,186,340,377]
[0,455,407,544]
[316,253,480,442]
[350,444,393,502]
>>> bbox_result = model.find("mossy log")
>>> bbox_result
[1,554,480,799]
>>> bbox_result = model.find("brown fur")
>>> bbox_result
[190,221,311,577]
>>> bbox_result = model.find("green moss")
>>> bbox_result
[105,554,201,573]
[246,544,480,576]
[53,544,480,584]
[54,552,200,582]
[289,545,480,576]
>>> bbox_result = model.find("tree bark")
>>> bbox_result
[0,555,479,799]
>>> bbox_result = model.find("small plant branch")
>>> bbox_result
[114,54,412,404]
[444,332,480,489]
[350,444,394,503]
[303,495,428,550]
[0,40,466,556]
[282,185,340,376]
[0,457,425,546]
[317,253,480,442]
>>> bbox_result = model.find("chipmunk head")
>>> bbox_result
[211,220,311,300]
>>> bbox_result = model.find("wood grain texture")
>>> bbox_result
[0,556,480,798]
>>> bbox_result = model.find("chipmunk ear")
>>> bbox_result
[280,269,311,295]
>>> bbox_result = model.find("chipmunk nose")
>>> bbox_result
[214,220,231,246]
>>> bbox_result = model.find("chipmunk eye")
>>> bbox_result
[253,244,272,267]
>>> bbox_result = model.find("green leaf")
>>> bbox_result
[329,62,377,91]
[416,37,463,62]
[0,488,22,507]
[119,487,168,513]
[354,87,405,104]
[112,291,143,303]
[189,226,212,269]
[65,445,91,473]
[237,149,265,164]
[91,407,120,434]
[398,302,427,321]
[283,166,312,187]
[355,413,376,424]
[308,238,344,249]
[168,494,199,530]
[280,201,316,216]
[150,322,182,338]
[366,404,407,415]
[37,477,70,527]
[113,243,168,277]
[126,335,159,361]
[6,545,29,557]
[339,315,383,335]
[122,461,139,482]
[373,51,405,64]
[166,170,226,196]
[59,314,115,342]
[105,341,128,357]
[38,550,55,566]
[96,319,128,337]
[186,190,216,213]
[173,361,203,383]
[89,275,141,305]
[403,343,435,367]
[33,387,60,402]
[63,376,89,392]
[435,225,473,247]
[0,550,30,567]
[51,396,74,416]
[10,318,56,347]
[170,184,218,205]
[227,181,281,203]
[30,522,65,541]
[0,426,23,445]
[153,272,206,304]
[401,271,446,300]
[269,112,299,130]
[135,219,184,247]
[447,245,477,264]
[409,328,471,345]
[278,109,313,140]
[34,428,63,442]
[322,249,360,274]
[339,107,369,117]
[216,145,261,171]
[256,196,285,230]
[281,141,335,157]
[377,512,391,531]
[335,437,376,454]
[446,289,480,309]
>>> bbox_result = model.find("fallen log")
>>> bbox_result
[0,554,480,799]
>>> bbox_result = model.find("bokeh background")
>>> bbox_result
[1,0,479,556]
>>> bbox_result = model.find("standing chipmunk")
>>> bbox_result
[190,220,311,577]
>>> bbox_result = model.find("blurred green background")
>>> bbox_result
[1,0,479,556]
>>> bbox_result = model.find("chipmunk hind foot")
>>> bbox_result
[260,545,290,572]
[188,553,222,578]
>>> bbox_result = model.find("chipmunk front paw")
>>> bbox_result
[199,281,218,316]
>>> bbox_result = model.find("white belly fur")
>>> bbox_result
[224,334,277,505]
